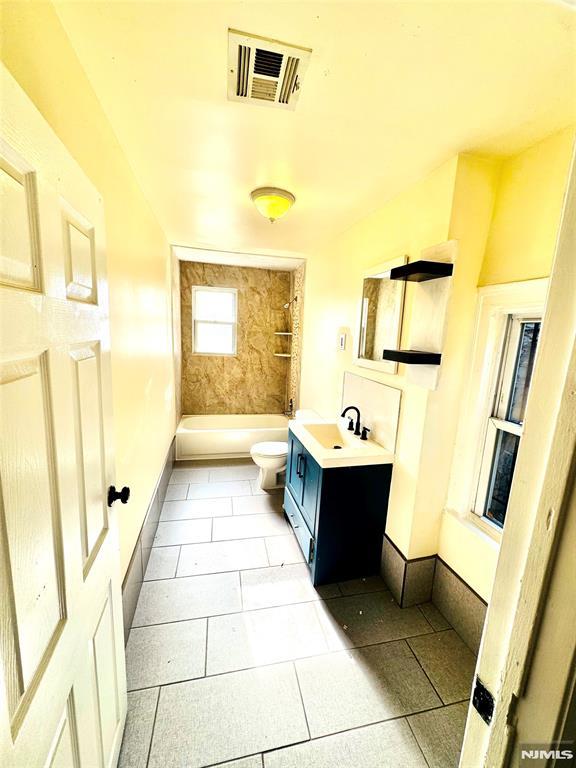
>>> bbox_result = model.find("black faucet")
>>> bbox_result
[341,405,361,436]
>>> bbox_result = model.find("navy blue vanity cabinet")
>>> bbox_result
[284,429,392,586]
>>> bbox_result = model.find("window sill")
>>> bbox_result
[443,508,502,547]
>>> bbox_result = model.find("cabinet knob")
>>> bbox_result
[108,485,130,507]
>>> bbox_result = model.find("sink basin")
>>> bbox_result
[302,422,360,450]
[290,418,394,469]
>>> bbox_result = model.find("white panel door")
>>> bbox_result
[0,65,127,768]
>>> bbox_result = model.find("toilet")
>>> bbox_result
[250,441,288,490]
[250,410,322,490]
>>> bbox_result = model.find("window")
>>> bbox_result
[473,315,541,527]
[192,286,238,355]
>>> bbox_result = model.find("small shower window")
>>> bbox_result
[192,286,238,355]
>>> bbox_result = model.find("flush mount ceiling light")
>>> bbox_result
[250,187,295,223]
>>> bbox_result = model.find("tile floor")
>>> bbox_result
[119,460,476,768]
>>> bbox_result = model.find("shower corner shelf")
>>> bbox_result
[274,331,293,336]
[274,353,292,358]
[389,260,453,282]
[382,349,441,365]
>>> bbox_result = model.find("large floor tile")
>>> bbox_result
[206,602,332,675]
[338,575,388,596]
[153,519,212,547]
[213,512,290,541]
[170,468,210,484]
[165,484,188,501]
[233,494,283,516]
[265,535,305,566]
[209,464,260,481]
[118,688,159,768]
[132,572,241,626]
[264,718,427,768]
[318,591,434,650]
[295,641,441,737]
[144,546,180,580]
[148,663,309,768]
[126,619,206,690]
[241,563,340,611]
[161,497,232,521]
[177,538,269,577]
[408,630,476,704]
[408,701,468,768]
[187,480,252,500]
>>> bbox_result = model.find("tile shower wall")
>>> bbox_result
[181,261,291,414]
[287,264,305,413]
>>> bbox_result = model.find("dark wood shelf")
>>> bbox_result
[389,260,453,282]
[382,349,441,365]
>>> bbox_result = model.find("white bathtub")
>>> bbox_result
[176,414,290,460]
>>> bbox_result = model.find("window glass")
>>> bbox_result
[506,321,540,424]
[194,321,235,354]
[484,430,520,526]
[194,289,236,322]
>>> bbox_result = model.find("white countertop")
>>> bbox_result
[289,418,395,469]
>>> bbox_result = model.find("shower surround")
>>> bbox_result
[180,261,293,414]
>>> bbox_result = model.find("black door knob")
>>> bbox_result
[108,485,130,507]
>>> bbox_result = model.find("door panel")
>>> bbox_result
[0,65,126,768]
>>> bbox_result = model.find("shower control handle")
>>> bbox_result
[108,485,130,507]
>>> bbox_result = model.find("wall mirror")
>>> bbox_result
[355,255,407,374]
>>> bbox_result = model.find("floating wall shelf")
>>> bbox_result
[382,349,441,365]
[389,260,453,283]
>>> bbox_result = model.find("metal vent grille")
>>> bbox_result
[279,56,299,104]
[254,48,283,77]
[236,45,251,97]
[228,29,311,111]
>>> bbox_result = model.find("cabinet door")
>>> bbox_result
[300,450,321,533]
[287,433,304,504]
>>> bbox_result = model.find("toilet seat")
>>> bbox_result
[250,441,288,458]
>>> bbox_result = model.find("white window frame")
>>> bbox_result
[472,313,541,524]
[444,279,548,539]
[191,285,238,356]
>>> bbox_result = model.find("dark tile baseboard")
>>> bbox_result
[121,439,174,642]
[381,535,487,655]
[381,535,436,608]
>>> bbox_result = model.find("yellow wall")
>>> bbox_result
[1,1,176,577]
[301,131,573,599]
[479,126,575,286]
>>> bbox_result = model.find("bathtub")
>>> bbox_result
[176,414,290,460]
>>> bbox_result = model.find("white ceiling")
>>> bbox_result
[54,1,576,256]
[173,245,305,271]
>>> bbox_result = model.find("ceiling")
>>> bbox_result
[173,245,305,271]
[54,1,576,256]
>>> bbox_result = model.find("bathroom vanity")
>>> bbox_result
[283,419,393,586]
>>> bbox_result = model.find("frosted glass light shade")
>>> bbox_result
[250,187,295,222]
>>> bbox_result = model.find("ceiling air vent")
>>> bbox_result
[228,29,312,110]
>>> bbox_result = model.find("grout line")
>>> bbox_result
[144,686,161,768]
[417,604,438,632]
[173,545,182,578]
[404,638,445,704]
[132,586,396,626]
[238,570,244,613]
[126,627,452,693]
[292,661,312,742]
[405,716,432,768]
[259,704,454,761]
